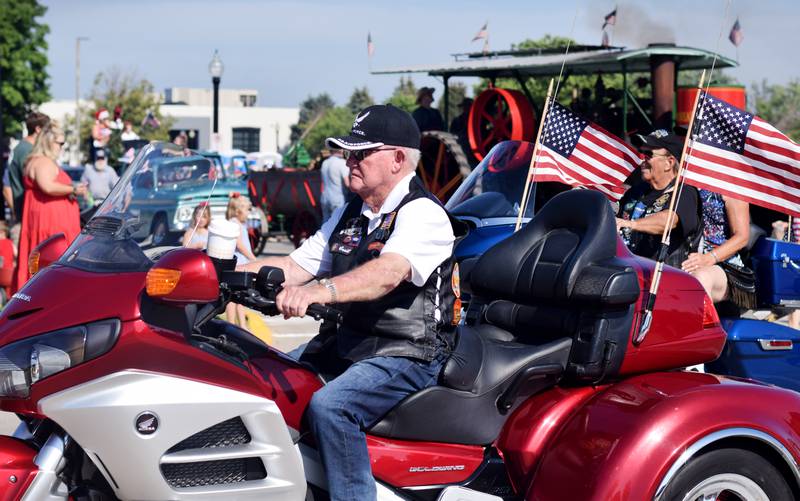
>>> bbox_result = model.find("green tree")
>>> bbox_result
[752,79,800,141]
[384,77,417,113]
[75,67,172,163]
[437,81,467,126]
[346,86,375,115]
[291,93,335,143]
[677,69,739,87]
[302,106,354,157]
[0,0,50,137]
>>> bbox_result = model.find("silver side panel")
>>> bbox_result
[39,370,306,500]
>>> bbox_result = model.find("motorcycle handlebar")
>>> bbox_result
[222,271,343,323]
[306,303,343,323]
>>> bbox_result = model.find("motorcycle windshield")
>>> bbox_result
[445,141,538,220]
[58,142,224,273]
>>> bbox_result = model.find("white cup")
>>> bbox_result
[207,219,240,260]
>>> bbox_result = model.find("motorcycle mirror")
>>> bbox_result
[29,233,69,276]
[145,248,220,305]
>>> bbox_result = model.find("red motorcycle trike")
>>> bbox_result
[0,142,799,500]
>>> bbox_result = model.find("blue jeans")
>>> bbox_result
[306,355,444,501]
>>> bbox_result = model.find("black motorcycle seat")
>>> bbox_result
[368,326,572,445]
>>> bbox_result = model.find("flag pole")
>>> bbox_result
[515,78,554,232]
[634,70,706,344]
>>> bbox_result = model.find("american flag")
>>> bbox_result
[472,22,488,42]
[602,8,617,30]
[367,32,375,58]
[535,101,640,201]
[683,92,800,217]
[729,18,743,47]
[141,111,160,129]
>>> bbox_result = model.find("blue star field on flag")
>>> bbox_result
[542,102,589,158]
[693,93,754,154]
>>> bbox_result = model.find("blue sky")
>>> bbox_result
[41,0,798,109]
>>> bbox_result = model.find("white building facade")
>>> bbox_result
[39,87,299,157]
[163,87,298,153]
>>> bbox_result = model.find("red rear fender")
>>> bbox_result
[524,372,800,500]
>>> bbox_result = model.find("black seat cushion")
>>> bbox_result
[470,190,617,304]
[368,326,572,444]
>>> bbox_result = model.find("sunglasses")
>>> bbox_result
[343,147,398,162]
[639,150,672,160]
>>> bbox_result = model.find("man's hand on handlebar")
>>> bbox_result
[276,283,330,320]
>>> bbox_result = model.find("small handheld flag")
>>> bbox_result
[602,8,617,30]
[729,18,743,47]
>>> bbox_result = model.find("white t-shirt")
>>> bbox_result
[290,173,455,286]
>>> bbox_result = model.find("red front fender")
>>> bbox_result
[510,372,800,500]
[0,436,38,500]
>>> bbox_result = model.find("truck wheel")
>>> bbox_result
[150,214,168,246]
[662,448,792,501]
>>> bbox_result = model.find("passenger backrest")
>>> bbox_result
[469,190,618,304]
[467,190,640,383]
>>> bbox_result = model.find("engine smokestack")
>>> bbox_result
[649,43,676,130]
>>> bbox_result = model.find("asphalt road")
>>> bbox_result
[0,236,321,435]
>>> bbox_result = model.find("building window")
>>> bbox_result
[239,94,256,107]
[232,127,260,152]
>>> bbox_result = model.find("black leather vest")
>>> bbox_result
[317,176,463,363]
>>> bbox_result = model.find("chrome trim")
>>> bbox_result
[437,486,503,500]
[22,432,69,501]
[653,427,800,500]
[454,216,529,228]
[12,420,32,440]
[758,339,793,351]
[34,433,66,471]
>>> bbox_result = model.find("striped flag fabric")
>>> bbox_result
[472,22,488,42]
[367,32,375,57]
[683,92,800,217]
[729,18,743,47]
[602,8,617,30]
[534,101,640,200]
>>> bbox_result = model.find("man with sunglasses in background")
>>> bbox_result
[244,104,464,500]
[615,129,701,266]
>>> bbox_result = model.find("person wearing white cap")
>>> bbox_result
[91,108,112,162]
[244,104,465,500]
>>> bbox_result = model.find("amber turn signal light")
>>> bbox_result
[146,268,182,296]
[28,250,41,276]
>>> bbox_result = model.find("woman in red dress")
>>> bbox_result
[14,122,87,290]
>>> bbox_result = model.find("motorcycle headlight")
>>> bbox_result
[0,319,120,398]
[176,206,194,222]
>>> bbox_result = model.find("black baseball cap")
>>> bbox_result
[632,128,684,159]
[326,104,421,151]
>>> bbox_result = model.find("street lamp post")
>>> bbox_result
[208,50,224,136]
[75,37,89,165]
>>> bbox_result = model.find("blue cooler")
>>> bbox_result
[751,238,800,308]
[707,318,800,392]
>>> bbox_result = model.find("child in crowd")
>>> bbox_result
[225,193,257,328]
[182,203,211,250]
